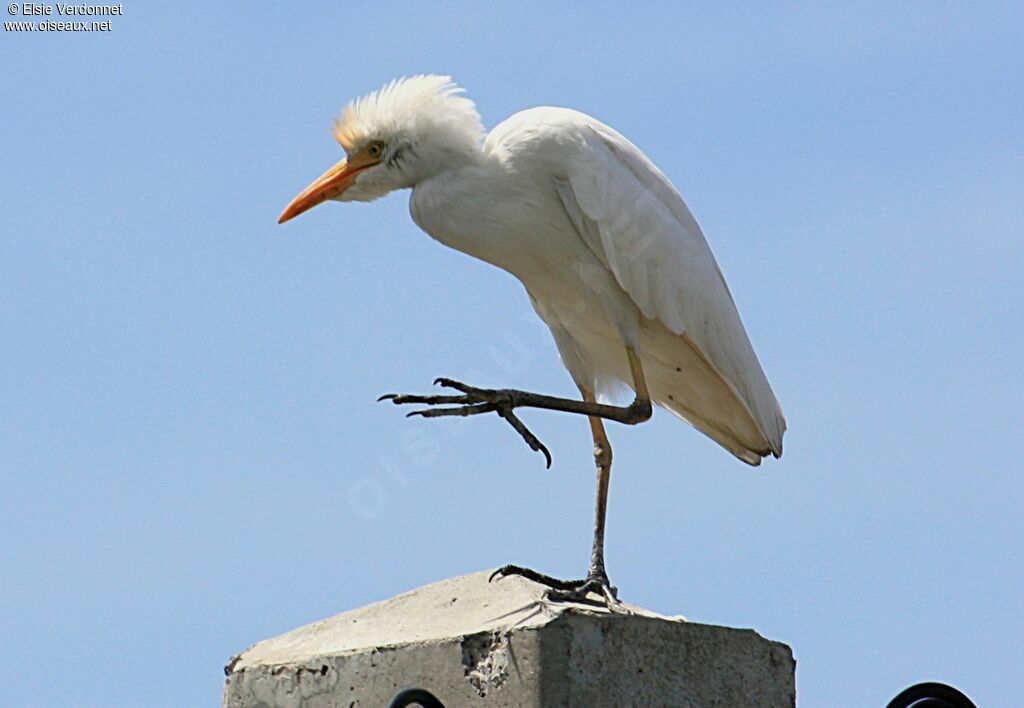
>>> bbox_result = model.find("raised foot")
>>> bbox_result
[490,564,626,612]
[379,377,552,467]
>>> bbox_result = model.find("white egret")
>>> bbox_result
[279,76,785,605]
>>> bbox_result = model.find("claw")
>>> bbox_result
[490,565,583,589]
[408,402,497,418]
[381,377,553,467]
[383,393,480,406]
[432,377,467,389]
[490,565,622,610]
[499,409,552,467]
[432,378,479,395]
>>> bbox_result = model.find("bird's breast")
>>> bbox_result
[410,167,640,351]
[410,168,588,284]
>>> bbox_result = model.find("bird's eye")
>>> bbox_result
[367,142,384,158]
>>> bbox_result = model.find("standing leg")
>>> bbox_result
[489,348,650,607]
[492,395,621,607]
[582,389,614,589]
[578,346,649,597]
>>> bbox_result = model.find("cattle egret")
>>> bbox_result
[280,76,786,606]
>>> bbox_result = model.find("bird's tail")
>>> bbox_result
[641,326,785,466]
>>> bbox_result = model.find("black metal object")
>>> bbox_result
[388,687,446,708]
[886,682,976,708]
[390,678,977,706]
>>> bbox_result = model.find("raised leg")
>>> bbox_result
[380,346,652,466]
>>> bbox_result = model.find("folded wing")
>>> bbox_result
[557,119,785,457]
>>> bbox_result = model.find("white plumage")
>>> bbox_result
[281,75,786,464]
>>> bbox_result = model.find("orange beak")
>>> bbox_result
[278,154,378,224]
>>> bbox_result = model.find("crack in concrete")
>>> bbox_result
[461,631,511,697]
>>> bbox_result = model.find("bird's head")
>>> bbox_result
[278,75,484,223]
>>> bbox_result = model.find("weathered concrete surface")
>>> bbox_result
[223,570,795,707]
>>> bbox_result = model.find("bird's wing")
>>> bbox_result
[557,119,785,455]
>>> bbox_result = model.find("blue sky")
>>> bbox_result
[2,2,1022,706]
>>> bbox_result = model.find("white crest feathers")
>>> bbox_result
[333,75,484,154]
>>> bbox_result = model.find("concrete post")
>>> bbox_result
[223,570,795,707]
